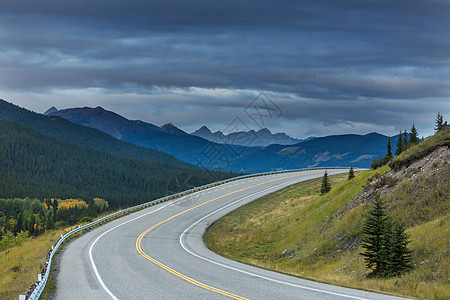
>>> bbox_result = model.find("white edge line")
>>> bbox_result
[179,177,374,300]
[88,202,172,300]
[87,170,343,299]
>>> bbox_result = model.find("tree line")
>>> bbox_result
[371,112,446,169]
[0,197,108,251]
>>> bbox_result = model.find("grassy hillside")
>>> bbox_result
[0,120,234,207]
[205,128,449,299]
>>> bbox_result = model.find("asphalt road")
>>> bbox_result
[54,170,409,300]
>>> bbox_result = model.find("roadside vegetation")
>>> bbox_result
[0,205,129,300]
[0,197,109,252]
[0,227,71,300]
[205,121,449,299]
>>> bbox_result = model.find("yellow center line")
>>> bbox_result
[136,172,315,299]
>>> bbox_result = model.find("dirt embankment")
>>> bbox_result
[344,144,449,215]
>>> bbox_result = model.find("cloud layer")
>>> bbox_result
[1,0,449,137]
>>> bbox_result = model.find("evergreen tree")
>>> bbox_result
[380,216,394,276]
[395,131,403,156]
[403,130,409,149]
[320,171,331,195]
[53,199,58,223]
[388,221,413,276]
[409,124,419,145]
[46,212,54,230]
[361,195,388,276]
[361,195,414,277]
[386,137,393,160]
[348,166,355,180]
[29,214,36,236]
[435,112,444,132]
[370,137,393,168]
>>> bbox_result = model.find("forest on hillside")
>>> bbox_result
[0,120,234,206]
[0,120,236,245]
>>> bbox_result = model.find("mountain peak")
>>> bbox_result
[43,106,58,116]
[192,125,212,135]
[160,123,187,135]
[161,122,175,128]
[257,128,272,135]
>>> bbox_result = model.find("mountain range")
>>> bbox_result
[0,100,191,167]
[43,104,399,172]
[191,126,311,147]
[44,105,243,168]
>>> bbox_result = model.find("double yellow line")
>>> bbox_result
[136,174,303,299]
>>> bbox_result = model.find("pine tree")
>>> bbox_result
[380,216,394,276]
[46,212,54,230]
[320,171,331,195]
[435,112,444,132]
[386,137,393,160]
[361,196,414,277]
[361,195,388,276]
[403,130,408,150]
[348,166,355,180]
[53,199,58,223]
[395,131,403,156]
[389,221,413,276]
[409,124,419,145]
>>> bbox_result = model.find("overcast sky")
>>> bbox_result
[1,0,449,138]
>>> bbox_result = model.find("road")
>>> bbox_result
[54,170,409,300]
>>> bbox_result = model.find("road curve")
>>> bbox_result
[55,170,409,300]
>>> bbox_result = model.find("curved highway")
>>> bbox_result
[55,170,409,300]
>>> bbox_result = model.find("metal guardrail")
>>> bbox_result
[24,167,351,299]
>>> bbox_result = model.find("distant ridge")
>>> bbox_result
[46,105,245,166]
[42,103,400,172]
[191,126,309,147]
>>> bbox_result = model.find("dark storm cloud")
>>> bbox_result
[0,0,449,136]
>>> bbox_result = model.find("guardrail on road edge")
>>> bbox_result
[21,167,351,300]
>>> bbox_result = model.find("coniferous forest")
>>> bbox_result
[0,120,235,245]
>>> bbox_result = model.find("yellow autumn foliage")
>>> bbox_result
[93,198,109,209]
[43,198,108,210]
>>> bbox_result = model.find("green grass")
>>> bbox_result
[205,165,449,299]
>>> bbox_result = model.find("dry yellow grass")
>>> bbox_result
[0,207,125,299]
[0,227,73,300]
[205,168,449,299]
